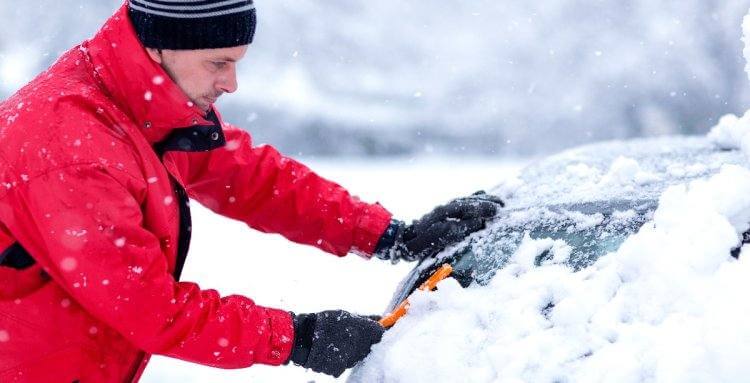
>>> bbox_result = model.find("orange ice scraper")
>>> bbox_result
[379,263,454,328]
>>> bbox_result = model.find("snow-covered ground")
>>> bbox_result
[140,157,523,382]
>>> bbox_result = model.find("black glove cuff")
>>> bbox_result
[373,219,405,261]
[289,313,316,367]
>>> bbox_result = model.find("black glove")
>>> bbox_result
[288,310,385,377]
[374,191,504,262]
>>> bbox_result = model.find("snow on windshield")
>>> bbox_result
[491,136,744,210]
[352,164,750,383]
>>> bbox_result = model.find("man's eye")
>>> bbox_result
[212,62,227,69]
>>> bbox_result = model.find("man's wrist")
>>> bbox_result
[374,219,405,261]
[289,312,315,366]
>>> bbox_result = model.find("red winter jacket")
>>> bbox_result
[0,5,391,382]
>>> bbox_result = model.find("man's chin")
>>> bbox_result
[200,97,217,111]
[192,100,210,113]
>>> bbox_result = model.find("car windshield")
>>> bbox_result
[388,200,655,311]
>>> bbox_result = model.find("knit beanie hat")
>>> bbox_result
[127,0,256,50]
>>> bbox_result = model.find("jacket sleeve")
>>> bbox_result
[2,163,293,368]
[164,124,393,257]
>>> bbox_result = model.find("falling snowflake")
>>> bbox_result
[60,257,78,272]
[114,238,126,248]
[65,229,88,238]
[224,140,241,151]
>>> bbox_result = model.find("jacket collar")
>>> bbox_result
[84,4,215,144]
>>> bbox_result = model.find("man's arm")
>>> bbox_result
[164,124,392,257]
[2,163,293,368]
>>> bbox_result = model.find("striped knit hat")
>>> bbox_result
[128,0,256,50]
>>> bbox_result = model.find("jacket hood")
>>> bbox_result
[84,4,214,144]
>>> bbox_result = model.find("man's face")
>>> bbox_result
[146,45,249,112]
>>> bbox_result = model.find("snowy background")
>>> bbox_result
[3,1,750,156]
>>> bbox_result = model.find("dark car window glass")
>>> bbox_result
[388,200,654,311]
[454,214,647,286]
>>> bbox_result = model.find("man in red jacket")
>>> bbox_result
[0,1,502,381]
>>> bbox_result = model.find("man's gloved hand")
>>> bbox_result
[374,191,504,262]
[288,310,384,377]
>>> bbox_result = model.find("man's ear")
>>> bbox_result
[145,48,164,64]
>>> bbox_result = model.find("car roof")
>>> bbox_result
[492,135,746,210]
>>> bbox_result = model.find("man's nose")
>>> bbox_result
[217,66,238,94]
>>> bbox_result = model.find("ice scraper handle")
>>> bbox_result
[374,191,504,263]
[380,264,454,328]
[288,310,384,377]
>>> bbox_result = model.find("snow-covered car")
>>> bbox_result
[385,136,745,312]
[350,135,750,382]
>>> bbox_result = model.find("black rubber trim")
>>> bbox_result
[170,174,192,281]
[153,109,225,156]
[0,242,36,270]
